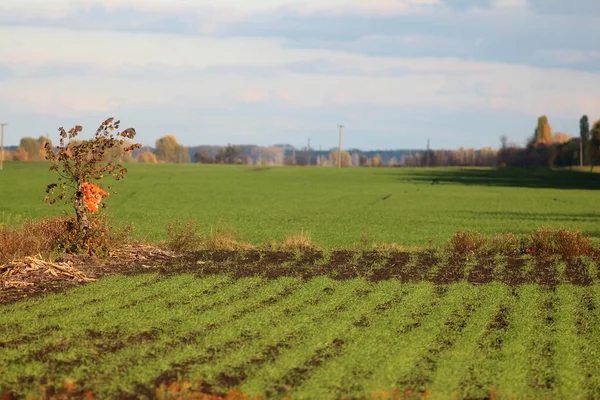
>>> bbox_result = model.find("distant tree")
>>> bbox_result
[328,150,352,168]
[11,146,28,161]
[103,138,135,163]
[215,144,241,164]
[387,157,398,167]
[194,150,213,164]
[372,153,383,167]
[284,155,297,166]
[590,120,600,171]
[552,133,571,144]
[38,136,53,160]
[580,115,590,141]
[580,115,590,165]
[174,145,190,163]
[156,136,178,162]
[358,155,368,167]
[156,135,189,163]
[137,151,158,163]
[534,115,552,145]
[19,137,42,161]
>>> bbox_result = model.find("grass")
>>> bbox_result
[3,162,600,248]
[1,275,600,399]
[3,162,600,399]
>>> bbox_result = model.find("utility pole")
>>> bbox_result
[580,138,583,167]
[306,137,311,166]
[337,124,344,169]
[0,123,7,171]
[425,138,430,167]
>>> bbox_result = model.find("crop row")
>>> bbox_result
[168,250,600,285]
[2,276,600,398]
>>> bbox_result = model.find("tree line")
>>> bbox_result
[5,114,600,168]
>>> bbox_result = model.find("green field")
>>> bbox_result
[2,274,600,399]
[2,162,600,247]
[3,162,600,399]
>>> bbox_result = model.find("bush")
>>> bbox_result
[0,216,132,263]
[165,220,204,253]
[0,217,70,263]
[526,227,592,259]
[44,117,140,254]
[446,231,487,260]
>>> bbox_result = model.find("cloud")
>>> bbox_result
[1,0,599,71]
[528,0,600,15]
[1,0,599,150]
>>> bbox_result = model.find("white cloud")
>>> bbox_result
[1,24,598,122]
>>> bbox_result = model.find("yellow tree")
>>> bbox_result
[156,135,190,163]
[328,150,352,168]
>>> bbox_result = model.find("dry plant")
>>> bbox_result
[204,225,254,251]
[0,217,70,263]
[165,220,204,253]
[0,215,131,264]
[44,117,140,254]
[164,221,253,252]
[279,230,319,251]
[526,226,593,258]
[446,231,487,260]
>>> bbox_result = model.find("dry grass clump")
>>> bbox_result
[279,230,319,252]
[164,221,253,252]
[526,226,592,259]
[446,231,488,260]
[165,220,205,253]
[0,217,71,263]
[445,227,595,260]
[0,215,131,263]
[204,226,254,251]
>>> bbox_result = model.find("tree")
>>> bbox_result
[534,115,552,145]
[552,133,571,144]
[44,118,141,251]
[284,155,297,166]
[590,120,600,171]
[215,144,241,164]
[16,136,52,161]
[174,146,190,164]
[156,135,189,163]
[580,115,590,166]
[580,115,590,141]
[328,150,352,168]
[194,150,213,164]
[359,154,368,167]
[11,146,28,161]
[137,151,158,163]
[372,153,383,167]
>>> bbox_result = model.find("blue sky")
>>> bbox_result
[0,0,598,150]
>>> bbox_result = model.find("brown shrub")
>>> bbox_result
[0,217,70,263]
[447,231,487,259]
[526,227,592,259]
[138,151,158,163]
[0,215,130,263]
[59,214,131,256]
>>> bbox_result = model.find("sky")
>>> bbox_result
[0,0,599,150]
